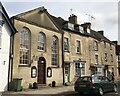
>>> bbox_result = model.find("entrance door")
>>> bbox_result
[65,64,70,83]
[37,57,46,84]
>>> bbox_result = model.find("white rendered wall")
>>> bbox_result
[0,23,11,92]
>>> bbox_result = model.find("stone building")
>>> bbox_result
[11,6,117,89]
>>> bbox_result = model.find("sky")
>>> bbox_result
[1,0,119,44]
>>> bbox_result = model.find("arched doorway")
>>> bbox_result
[37,57,46,84]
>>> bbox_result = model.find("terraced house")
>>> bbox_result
[11,6,117,89]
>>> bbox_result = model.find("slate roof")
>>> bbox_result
[12,6,113,43]
[0,2,16,35]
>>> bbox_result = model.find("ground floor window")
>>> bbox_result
[75,62,85,76]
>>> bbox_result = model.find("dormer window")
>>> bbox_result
[87,28,90,33]
[68,23,74,30]
[79,26,84,33]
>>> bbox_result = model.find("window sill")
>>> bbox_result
[75,75,80,77]
[19,64,31,67]
[64,50,70,53]
[51,65,59,68]
[37,49,46,52]
[76,52,81,55]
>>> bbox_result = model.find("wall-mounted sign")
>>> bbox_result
[47,67,52,77]
[31,66,37,78]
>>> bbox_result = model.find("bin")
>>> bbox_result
[13,78,22,91]
[52,81,56,87]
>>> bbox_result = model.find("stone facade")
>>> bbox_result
[11,7,118,89]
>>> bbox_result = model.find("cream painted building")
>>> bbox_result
[11,6,117,89]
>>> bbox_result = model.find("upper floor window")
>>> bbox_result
[118,55,120,61]
[95,55,98,64]
[79,26,84,33]
[76,40,81,53]
[52,36,59,67]
[111,54,113,62]
[38,32,46,51]
[20,27,31,65]
[64,37,69,51]
[110,43,112,50]
[104,41,106,48]
[68,23,74,30]
[94,41,98,51]
[104,53,107,61]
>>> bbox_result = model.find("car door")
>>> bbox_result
[105,78,114,91]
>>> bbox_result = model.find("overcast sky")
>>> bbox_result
[1,0,119,43]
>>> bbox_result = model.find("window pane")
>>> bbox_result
[76,40,81,53]
[38,32,46,51]
[20,28,30,65]
[52,36,59,66]
[64,38,69,51]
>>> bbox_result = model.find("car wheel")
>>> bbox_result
[98,87,103,96]
[113,85,117,92]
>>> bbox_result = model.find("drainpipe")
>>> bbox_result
[62,31,65,85]
[8,34,14,91]
[8,17,15,91]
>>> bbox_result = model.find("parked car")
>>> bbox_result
[74,75,117,96]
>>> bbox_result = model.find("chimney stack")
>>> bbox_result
[68,14,77,24]
[98,30,104,36]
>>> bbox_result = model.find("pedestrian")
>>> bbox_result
[111,72,114,81]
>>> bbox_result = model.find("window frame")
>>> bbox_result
[37,32,46,51]
[94,41,98,51]
[95,55,98,64]
[111,54,113,62]
[51,35,59,67]
[75,62,85,76]
[110,43,112,50]
[104,41,106,48]
[64,37,69,52]
[104,53,107,61]
[76,40,81,53]
[19,27,31,65]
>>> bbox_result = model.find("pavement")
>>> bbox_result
[1,85,74,96]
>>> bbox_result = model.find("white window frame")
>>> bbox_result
[76,40,81,53]
[75,62,85,76]
[20,28,30,65]
[37,32,46,51]
[68,23,74,30]
[94,41,98,51]
[95,55,98,64]
[64,37,69,51]
[104,53,107,61]
[52,36,59,67]
[79,26,84,33]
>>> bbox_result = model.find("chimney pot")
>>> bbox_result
[68,14,77,24]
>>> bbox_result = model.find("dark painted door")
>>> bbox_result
[37,57,46,84]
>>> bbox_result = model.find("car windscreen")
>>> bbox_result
[92,76,104,83]
[78,77,91,82]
